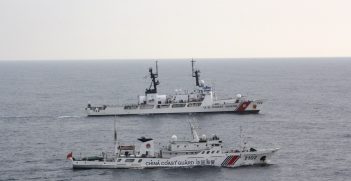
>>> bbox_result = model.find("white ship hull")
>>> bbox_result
[71,148,278,169]
[86,99,263,116]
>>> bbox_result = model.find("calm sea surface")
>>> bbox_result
[0,58,350,181]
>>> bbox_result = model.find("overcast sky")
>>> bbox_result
[0,0,350,60]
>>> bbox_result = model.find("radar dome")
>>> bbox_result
[201,134,207,140]
[236,94,242,98]
[171,135,177,141]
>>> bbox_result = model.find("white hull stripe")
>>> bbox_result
[221,156,233,166]
[221,155,240,166]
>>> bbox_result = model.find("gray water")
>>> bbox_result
[0,58,350,181]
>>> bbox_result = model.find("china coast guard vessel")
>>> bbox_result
[85,61,264,116]
[67,120,279,169]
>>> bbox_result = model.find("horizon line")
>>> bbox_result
[0,56,350,62]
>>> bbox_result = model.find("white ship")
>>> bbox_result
[85,61,264,116]
[67,120,279,169]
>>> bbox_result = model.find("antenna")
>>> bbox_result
[155,60,158,75]
[240,125,242,149]
[211,80,216,100]
[239,125,248,152]
[191,58,195,77]
[114,116,118,155]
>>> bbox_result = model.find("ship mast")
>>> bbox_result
[114,116,118,155]
[145,61,160,94]
[189,119,200,142]
[191,59,200,87]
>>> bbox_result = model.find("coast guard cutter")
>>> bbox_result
[85,61,264,116]
[67,120,279,169]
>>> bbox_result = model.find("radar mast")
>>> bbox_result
[145,61,160,94]
[191,59,201,87]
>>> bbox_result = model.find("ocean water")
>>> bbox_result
[0,58,350,181]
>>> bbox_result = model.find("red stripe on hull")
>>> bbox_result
[235,101,251,112]
[227,155,240,166]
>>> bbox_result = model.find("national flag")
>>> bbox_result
[67,152,73,160]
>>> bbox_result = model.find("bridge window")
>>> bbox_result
[125,159,135,162]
